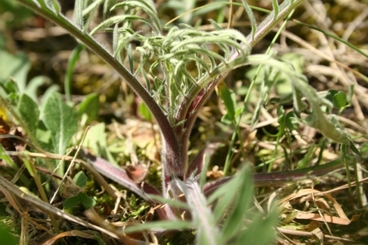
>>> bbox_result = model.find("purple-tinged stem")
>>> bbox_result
[82,150,160,198]
[82,151,177,220]
[203,157,345,196]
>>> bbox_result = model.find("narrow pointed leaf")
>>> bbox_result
[241,0,257,40]
[175,178,220,245]
[81,151,161,200]
[73,0,83,29]
[271,0,279,20]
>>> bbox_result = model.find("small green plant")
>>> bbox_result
[0,0,363,244]
[63,171,96,210]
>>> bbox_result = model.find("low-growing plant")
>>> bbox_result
[0,0,364,244]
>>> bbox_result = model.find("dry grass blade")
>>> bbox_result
[294,212,350,225]
[0,175,120,240]
[277,227,356,243]
[0,184,51,233]
[280,188,350,224]
[84,208,149,245]
[42,230,97,245]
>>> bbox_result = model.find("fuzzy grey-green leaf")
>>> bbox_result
[18,93,40,135]
[43,92,78,157]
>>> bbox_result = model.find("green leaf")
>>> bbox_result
[326,90,338,103]
[326,89,348,111]
[0,223,18,245]
[112,24,119,55]
[173,178,220,245]
[83,122,106,151]
[79,192,96,209]
[209,167,251,224]
[217,83,237,124]
[52,0,61,14]
[271,0,279,20]
[220,166,254,242]
[2,78,19,94]
[82,122,117,165]
[35,120,52,147]
[284,111,299,131]
[234,206,278,245]
[73,0,84,29]
[40,85,60,119]
[63,191,95,210]
[77,93,99,123]
[26,76,47,102]
[268,93,293,106]
[138,102,153,122]
[277,106,285,118]
[73,171,87,188]
[42,92,78,156]
[18,93,40,135]
[111,0,161,32]
[297,144,316,169]
[241,0,256,40]
[360,142,368,157]
[63,195,81,210]
[0,50,30,91]
[22,153,36,177]
[65,44,85,104]
[281,53,304,74]
[333,91,347,110]
[347,84,354,105]
[0,144,17,169]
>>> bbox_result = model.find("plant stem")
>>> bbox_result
[203,157,351,195]
[245,0,305,47]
